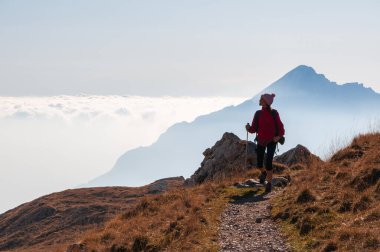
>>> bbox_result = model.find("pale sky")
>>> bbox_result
[0,0,379,96]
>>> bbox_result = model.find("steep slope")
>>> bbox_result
[88,65,380,187]
[272,133,380,251]
[0,177,184,252]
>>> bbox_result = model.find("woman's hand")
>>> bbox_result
[273,136,281,142]
[245,123,250,131]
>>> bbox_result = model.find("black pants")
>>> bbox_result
[256,141,277,171]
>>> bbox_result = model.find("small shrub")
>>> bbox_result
[299,218,313,235]
[306,239,320,249]
[101,232,114,243]
[375,181,380,195]
[274,211,290,220]
[339,232,350,241]
[318,208,330,214]
[364,210,380,222]
[364,237,379,249]
[335,171,349,180]
[165,221,182,238]
[323,242,338,252]
[353,196,371,213]
[338,197,352,213]
[132,235,149,252]
[296,189,316,204]
[290,215,298,224]
[351,168,380,191]
[304,206,319,213]
[110,244,129,252]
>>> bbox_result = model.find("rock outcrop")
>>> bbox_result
[185,132,257,185]
[274,144,322,168]
[147,176,185,194]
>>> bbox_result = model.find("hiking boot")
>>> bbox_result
[259,171,267,184]
[265,182,272,193]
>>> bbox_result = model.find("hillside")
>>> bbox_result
[64,133,320,251]
[69,132,379,252]
[0,132,313,252]
[272,133,380,251]
[88,65,380,187]
[1,132,379,251]
[0,177,184,252]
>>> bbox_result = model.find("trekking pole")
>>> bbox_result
[245,128,248,169]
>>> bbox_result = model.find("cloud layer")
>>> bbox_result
[0,95,247,214]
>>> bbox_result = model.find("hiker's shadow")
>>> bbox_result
[228,189,270,205]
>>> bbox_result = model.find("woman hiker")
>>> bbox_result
[245,93,285,193]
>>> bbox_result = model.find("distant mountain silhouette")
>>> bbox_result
[266,65,379,109]
[87,65,380,187]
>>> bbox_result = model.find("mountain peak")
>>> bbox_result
[290,65,316,74]
[265,65,331,92]
[284,65,320,80]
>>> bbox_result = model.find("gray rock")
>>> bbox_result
[274,144,322,167]
[234,183,250,188]
[233,179,263,188]
[186,132,258,185]
[147,176,185,193]
[272,177,289,187]
[244,179,260,186]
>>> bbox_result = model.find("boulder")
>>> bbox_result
[274,144,322,167]
[147,176,185,194]
[271,176,289,187]
[185,132,257,185]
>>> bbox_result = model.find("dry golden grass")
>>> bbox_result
[0,179,185,252]
[9,133,380,252]
[63,169,263,252]
[272,133,380,251]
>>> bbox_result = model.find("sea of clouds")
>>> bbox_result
[0,95,247,213]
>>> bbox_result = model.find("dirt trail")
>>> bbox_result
[219,189,289,252]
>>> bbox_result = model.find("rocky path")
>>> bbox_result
[219,188,289,252]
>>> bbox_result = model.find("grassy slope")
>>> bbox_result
[0,179,184,252]
[19,133,380,252]
[272,133,380,251]
[61,170,262,252]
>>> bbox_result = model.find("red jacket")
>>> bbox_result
[248,107,285,146]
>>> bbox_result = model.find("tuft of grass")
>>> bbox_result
[353,195,372,213]
[296,189,316,204]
